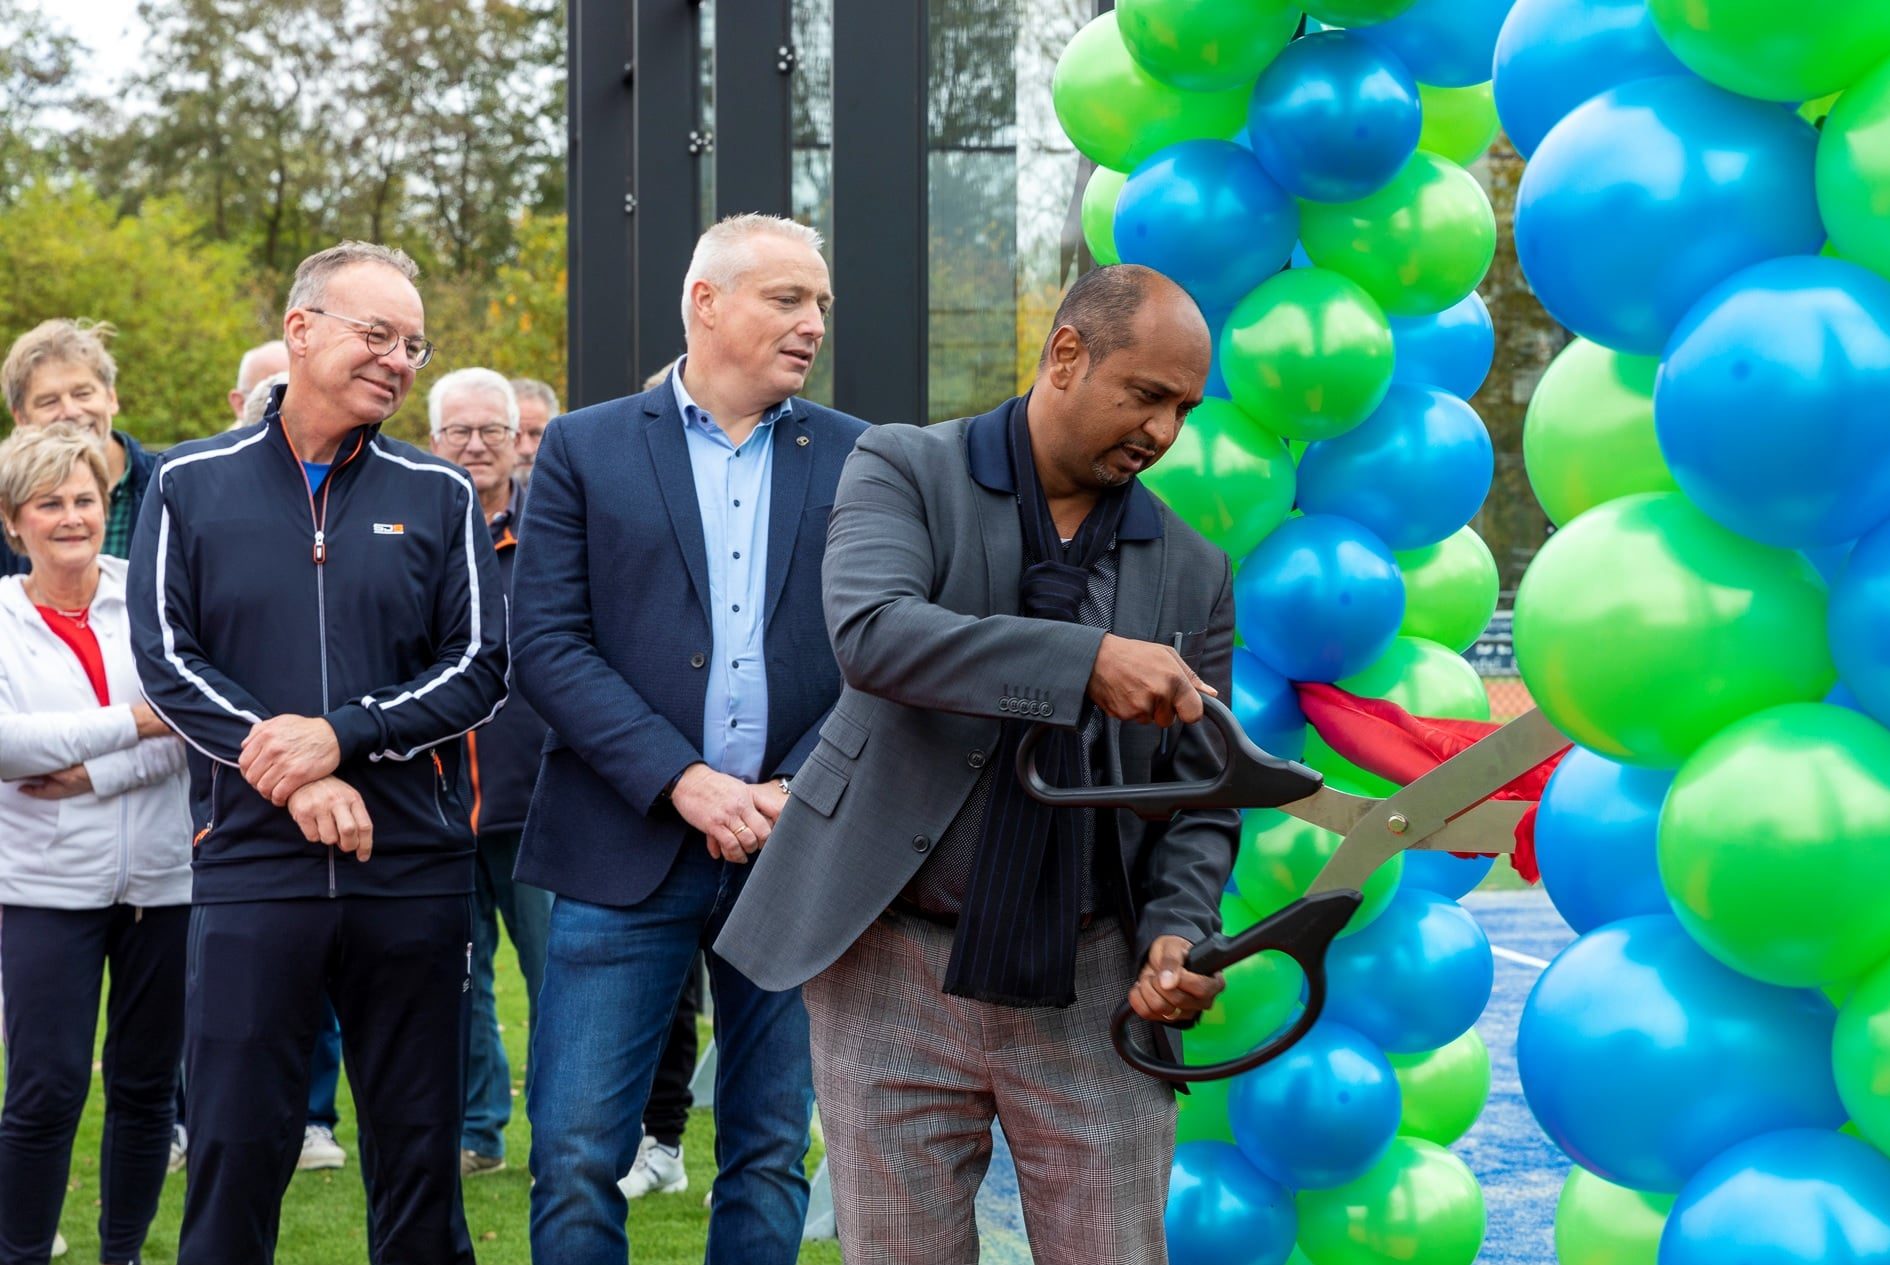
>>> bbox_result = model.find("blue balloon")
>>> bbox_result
[1533,746,1672,935]
[1664,1130,1890,1265]
[1655,256,1890,549]
[1827,522,1890,727]
[1399,850,1494,900]
[1233,514,1405,683]
[1246,31,1421,204]
[1806,540,1856,586]
[1297,385,1494,551]
[1518,915,1844,1193]
[1325,887,1493,1053]
[1354,0,1516,88]
[1202,305,1235,400]
[1515,76,1823,356]
[1491,0,1687,158]
[1232,648,1309,761]
[1116,140,1298,314]
[1166,1141,1298,1265]
[1228,1020,1401,1191]
[1390,291,1494,399]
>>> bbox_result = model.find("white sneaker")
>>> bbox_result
[51,1231,68,1259]
[617,1135,686,1198]
[297,1123,346,1171]
[168,1122,188,1174]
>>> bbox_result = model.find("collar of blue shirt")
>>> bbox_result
[669,355,796,440]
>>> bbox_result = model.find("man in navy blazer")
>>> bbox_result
[511,213,866,1265]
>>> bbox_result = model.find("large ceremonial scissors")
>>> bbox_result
[1017,695,1568,1083]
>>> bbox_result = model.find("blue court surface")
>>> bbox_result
[968,890,1576,1263]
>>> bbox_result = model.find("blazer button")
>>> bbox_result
[689,652,706,668]
[912,835,931,853]
[1041,702,1054,718]
[967,750,986,769]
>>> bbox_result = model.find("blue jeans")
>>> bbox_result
[527,845,814,1264]
[308,998,342,1128]
[463,827,554,1158]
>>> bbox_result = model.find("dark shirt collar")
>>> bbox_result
[965,396,1163,541]
[488,478,523,539]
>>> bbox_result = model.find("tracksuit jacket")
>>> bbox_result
[126,391,510,902]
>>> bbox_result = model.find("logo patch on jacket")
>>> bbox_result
[373,523,405,535]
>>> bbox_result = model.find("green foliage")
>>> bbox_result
[0,182,268,446]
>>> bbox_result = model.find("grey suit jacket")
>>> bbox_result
[715,399,1240,992]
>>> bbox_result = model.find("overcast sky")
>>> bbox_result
[26,0,145,101]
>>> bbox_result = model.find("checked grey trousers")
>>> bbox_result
[803,911,1175,1265]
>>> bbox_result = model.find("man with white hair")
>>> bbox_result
[228,338,289,422]
[129,240,507,1263]
[512,213,865,1263]
[427,368,553,1179]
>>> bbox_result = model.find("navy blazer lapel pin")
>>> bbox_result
[796,435,810,447]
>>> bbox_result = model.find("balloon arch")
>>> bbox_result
[1048,1,1890,1263]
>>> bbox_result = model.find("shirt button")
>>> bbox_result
[733,499,741,507]
[912,835,931,853]
[967,751,986,769]
[733,551,740,559]
[732,603,741,612]
[689,652,706,668]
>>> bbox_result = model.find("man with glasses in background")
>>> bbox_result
[427,367,554,1180]
[510,377,558,483]
[129,241,508,1263]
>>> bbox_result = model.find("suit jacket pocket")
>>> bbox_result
[790,751,851,818]
[1171,630,1208,672]
[818,706,869,760]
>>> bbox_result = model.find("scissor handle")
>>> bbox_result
[1016,694,1324,821]
[1111,889,1361,1083]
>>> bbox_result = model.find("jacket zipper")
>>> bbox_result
[195,765,219,849]
[431,750,452,831]
[279,424,364,898]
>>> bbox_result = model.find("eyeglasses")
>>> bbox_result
[305,308,436,369]
[435,423,517,450]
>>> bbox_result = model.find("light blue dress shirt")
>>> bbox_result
[672,360,792,784]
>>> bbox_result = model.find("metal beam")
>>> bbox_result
[565,0,634,409]
[714,0,793,218]
[831,0,928,424]
[632,0,704,385]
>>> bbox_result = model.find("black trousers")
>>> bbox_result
[0,903,188,1265]
[644,955,703,1147]
[177,895,475,1265]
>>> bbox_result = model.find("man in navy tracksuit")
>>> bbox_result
[128,241,508,1263]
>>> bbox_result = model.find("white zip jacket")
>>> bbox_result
[0,556,191,909]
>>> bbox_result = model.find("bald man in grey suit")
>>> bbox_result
[716,265,1239,1264]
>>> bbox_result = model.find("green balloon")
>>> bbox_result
[1649,0,1890,102]
[1118,0,1300,93]
[1299,152,1496,317]
[1297,1138,1486,1265]
[1389,1028,1491,1146]
[1302,0,1418,25]
[1661,703,1890,987]
[1233,808,1405,938]
[1512,492,1833,767]
[1417,82,1500,167]
[1052,12,1250,172]
[1081,166,1125,266]
[1175,1071,1237,1144]
[1141,398,1296,558]
[1553,1167,1673,1265]
[1303,730,1399,798]
[1836,955,1890,1156]
[1522,338,1676,529]
[1184,943,1306,1066]
[1220,267,1394,441]
[1396,529,1499,654]
[1222,887,1265,937]
[1817,58,1890,286]
[1338,636,1491,723]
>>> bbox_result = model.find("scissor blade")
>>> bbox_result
[1277,784,1378,837]
[1307,708,1569,895]
[1408,799,1532,854]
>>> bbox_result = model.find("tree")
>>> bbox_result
[0,182,270,446]
[0,0,85,203]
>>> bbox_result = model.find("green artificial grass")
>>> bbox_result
[6,927,840,1264]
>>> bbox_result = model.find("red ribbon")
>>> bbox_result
[1291,682,1568,884]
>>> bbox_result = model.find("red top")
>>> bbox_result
[36,606,110,707]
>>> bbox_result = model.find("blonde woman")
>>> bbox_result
[0,424,189,1265]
